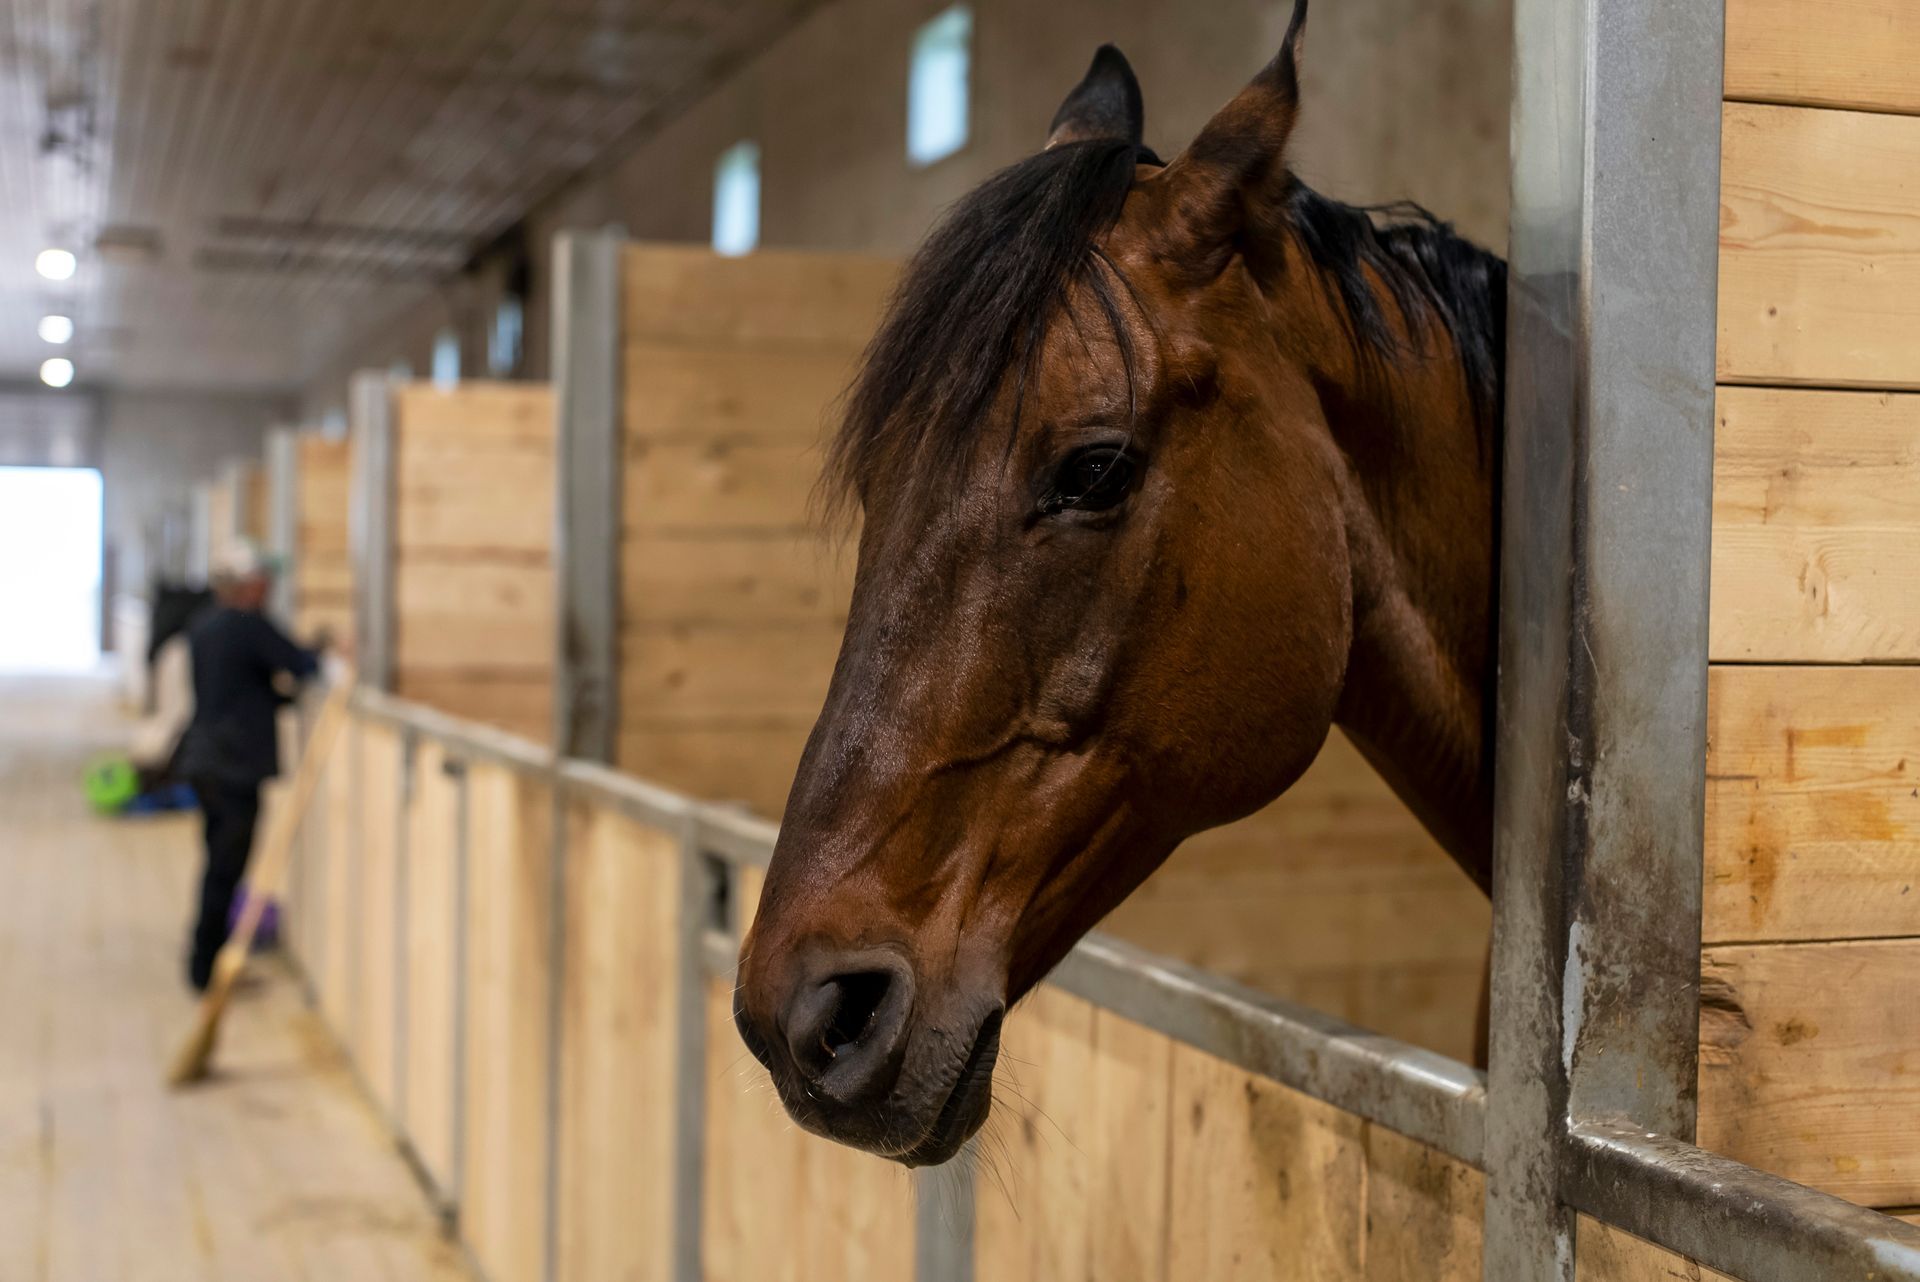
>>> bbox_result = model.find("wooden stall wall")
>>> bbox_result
[610,244,1488,1059]
[293,435,353,644]
[391,382,556,743]
[1704,0,1920,1219]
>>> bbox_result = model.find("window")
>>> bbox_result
[0,467,102,671]
[431,329,460,388]
[321,406,347,438]
[490,296,524,377]
[389,358,413,381]
[907,5,971,167]
[712,141,761,257]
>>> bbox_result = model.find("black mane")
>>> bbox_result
[826,139,1506,513]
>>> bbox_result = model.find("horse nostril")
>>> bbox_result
[821,971,892,1057]
[784,957,912,1095]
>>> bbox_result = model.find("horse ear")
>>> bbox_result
[1045,45,1144,149]
[1149,0,1307,262]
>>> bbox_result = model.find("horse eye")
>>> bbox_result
[1044,446,1136,515]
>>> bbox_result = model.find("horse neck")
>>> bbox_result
[1293,253,1501,888]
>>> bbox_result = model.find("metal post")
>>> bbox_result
[1484,0,1725,1278]
[914,1162,975,1282]
[265,428,300,627]
[551,230,623,763]
[350,371,397,692]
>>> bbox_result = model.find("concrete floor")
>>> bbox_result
[0,672,472,1282]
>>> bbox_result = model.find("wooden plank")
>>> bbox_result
[1711,387,1920,663]
[1726,0,1920,117]
[1719,103,1920,390]
[1700,938,1920,1206]
[402,738,460,1195]
[620,532,854,624]
[554,801,681,1282]
[616,723,812,818]
[393,669,552,746]
[621,244,895,350]
[1704,665,1920,944]
[617,621,842,721]
[395,561,554,670]
[974,990,1173,1282]
[1164,1041,1368,1280]
[318,721,359,1035]
[460,764,553,1282]
[1364,1126,1483,1282]
[1575,1218,1733,1282]
[623,439,824,533]
[624,344,863,443]
[393,382,555,446]
[353,721,404,1117]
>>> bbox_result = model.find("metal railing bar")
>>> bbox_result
[351,687,554,774]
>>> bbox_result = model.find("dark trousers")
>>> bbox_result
[189,778,261,990]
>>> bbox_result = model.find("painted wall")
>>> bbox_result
[302,0,1510,414]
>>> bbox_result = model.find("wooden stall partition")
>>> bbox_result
[702,865,916,1282]
[458,760,555,1282]
[1703,9,1920,1219]
[391,381,556,743]
[202,477,235,576]
[350,719,404,1117]
[400,735,462,1197]
[613,244,892,815]
[317,718,360,1038]
[974,988,1485,1282]
[293,435,353,643]
[552,800,682,1282]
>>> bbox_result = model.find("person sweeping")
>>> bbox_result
[173,541,321,993]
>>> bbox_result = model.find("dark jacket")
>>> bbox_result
[177,607,320,786]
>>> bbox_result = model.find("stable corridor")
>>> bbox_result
[0,674,471,1281]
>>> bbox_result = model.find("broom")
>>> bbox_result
[167,674,352,1086]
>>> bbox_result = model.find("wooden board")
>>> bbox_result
[318,721,360,1036]
[618,622,846,721]
[1700,938,1920,1206]
[459,763,554,1282]
[391,382,556,743]
[294,435,354,642]
[1574,1218,1732,1282]
[553,802,682,1282]
[1719,103,1920,390]
[353,720,403,1117]
[402,737,461,1198]
[1725,0,1920,116]
[619,243,896,350]
[624,344,863,444]
[1705,665,1920,944]
[1711,387,1920,663]
[620,532,853,624]
[623,438,829,533]
[700,865,916,1282]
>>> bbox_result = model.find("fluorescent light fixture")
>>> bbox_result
[38,315,73,345]
[35,248,77,281]
[40,357,75,388]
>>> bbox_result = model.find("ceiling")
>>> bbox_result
[0,0,818,393]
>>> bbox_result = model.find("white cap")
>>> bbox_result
[213,539,269,584]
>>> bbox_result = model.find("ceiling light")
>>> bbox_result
[35,248,77,281]
[40,357,75,388]
[38,315,73,344]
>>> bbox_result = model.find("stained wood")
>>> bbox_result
[554,802,681,1282]
[1725,0,1920,116]
[401,737,461,1196]
[392,669,552,746]
[619,533,853,624]
[1704,665,1920,944]
[394,562,553,669]
[353,720,403,1115]
[1711,387,1920,663]
[1719,103,1920,389]
[1700,938,1920,1206]
[623,438,827,533]
[1574,1218,1732,1282]
[618,622,845,721]
[616,723,811,817]
[624,344,862,443]
[459,764,554,1282]
[620,243,895,349]
[294,437,353,646]
[318,721,359,1035]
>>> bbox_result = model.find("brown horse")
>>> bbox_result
[734,0,1505,1166]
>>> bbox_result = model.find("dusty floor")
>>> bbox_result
[0,672,472,1281]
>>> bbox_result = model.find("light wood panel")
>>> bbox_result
[624,344,861,443]
[318,721,359,1036]
[402,737,461,1196]
[616,724,808,817]
[391,381,555,743]
[554,802,682,1282]
[1700,938,1920,1207]
[294,435,353,644]
[700,865,916,1282]
[619,243,896,350]
[618,622,846,721]
[1726,0,1920,116]
[620,533,853,623]
[623,438,826,532]
[354,721,404,1117]
[1574,1219,1732,1282]
[1711,387,1920,663]
[1719,103,1920,389]
[459,764,553,1282]
[1705,665,1920,944]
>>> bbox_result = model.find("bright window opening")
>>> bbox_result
[712,141,761,257]
[908,5,971,167]
[431,329,460,388]
[490,296,524,377]
[0,466,103,671]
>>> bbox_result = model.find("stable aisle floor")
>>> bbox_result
[0,673,472,1282]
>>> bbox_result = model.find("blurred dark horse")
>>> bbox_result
[735,0,1505,1165]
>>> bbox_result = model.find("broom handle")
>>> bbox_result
[220,673,353,962]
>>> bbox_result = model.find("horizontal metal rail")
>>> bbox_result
[1567,1120,1920,1282]
[346,690,1920,1281]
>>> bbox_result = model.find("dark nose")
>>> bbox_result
[740,947,915,1107]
